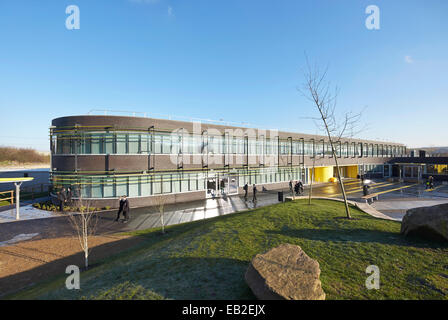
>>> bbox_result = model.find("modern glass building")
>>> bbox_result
[50,115,409,207]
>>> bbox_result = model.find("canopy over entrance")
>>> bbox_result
[0,177,34,184]
[0,177,34,220]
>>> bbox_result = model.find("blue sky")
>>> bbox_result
[0,0,447,150]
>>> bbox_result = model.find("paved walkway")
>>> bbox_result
[1,179,447,244]
[371,198,448,221]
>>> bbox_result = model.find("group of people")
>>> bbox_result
[289,180,304,196]
[56,187,73,212]
[243,183,258,202]
[115,195,130,223]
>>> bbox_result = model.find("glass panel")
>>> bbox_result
[154,134,162,154]
[91,177,103,198]
[103,177,115,197]
[141,176,151,196]
[116,176,128,196]
[104,134,114,154]
[129,134,140,154]
[162,135,171,154]
[91,134,102,154]
[153,175,162,194]
[116,134,127,154]
[141,134,149,154]
[172,173,181,193]
[129,176,139,196]
[162,174,172,193]
[181,173,189,192]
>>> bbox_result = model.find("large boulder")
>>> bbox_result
[245,243,325,300]
[401,203,448,242]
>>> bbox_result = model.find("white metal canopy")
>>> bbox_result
[0,177,34,220]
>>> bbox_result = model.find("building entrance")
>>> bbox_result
[206,173,239,198]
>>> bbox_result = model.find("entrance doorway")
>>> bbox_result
[206,173,239,198]
[402,165,422,182]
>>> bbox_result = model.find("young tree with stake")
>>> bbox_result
[299,57,363,219]
[67,188,98,269]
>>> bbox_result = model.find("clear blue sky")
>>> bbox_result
[0,0,447,150]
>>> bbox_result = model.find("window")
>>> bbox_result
[162,134,171,154]
[116,176,128,196]
[129,134,140,154]
[141,176,152,196]
[117,134,127,154]
[128,176,140,196]
[103,177,115,197]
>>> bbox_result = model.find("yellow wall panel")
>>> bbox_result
[314,166,333,183]
[346,165,359,178]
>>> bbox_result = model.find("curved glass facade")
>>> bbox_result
[51,166,305,198]
[52,131,407,157]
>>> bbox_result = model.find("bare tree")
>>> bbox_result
[154,196,167,234]
[67,189,99,269]
[299,57,363,219]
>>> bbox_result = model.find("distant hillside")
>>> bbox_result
[0,146,50,164]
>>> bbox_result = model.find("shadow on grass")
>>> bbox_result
[2,240,255,300]
[265,226,448,249]
[0,235,145,299]
[77,256,255,300]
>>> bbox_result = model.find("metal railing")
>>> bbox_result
[0,190,14,205]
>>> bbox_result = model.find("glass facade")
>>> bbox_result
[52,131,407,158]
[51,166,305,199]
[50,124,408,200]
[425,164,448,175]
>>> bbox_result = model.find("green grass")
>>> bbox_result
[8,199,448,300]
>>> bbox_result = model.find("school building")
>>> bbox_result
[49,115,448,207]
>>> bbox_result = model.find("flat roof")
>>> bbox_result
[0,177,34,184]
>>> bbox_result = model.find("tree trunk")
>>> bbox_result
[319,113,352,219]
[332,149,351,219]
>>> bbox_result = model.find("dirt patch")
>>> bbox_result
[0,234,143,298]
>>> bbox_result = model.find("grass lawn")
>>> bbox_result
[8,199,448,300]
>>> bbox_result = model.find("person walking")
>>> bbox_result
[115,195,130,222]
[252,184,257,202]
[220,179,225,195]
[294,182,299,195]
[243,183,248,201]
[289,180,293,193]
[65,187,72,206]
[362,184,370,196]
[298,180,304,195]
[57,188,66,212]
[429,176,434,189]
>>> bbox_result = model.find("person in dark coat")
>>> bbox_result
[294,182,300,195]
[243,183,248,201]
[362,184,370,196]
[252,184,257,202]
[428,176,434,189]
[298,180,304,194]
[58,187,66,212]
[66,187,72,205]
[115,195,130,222]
